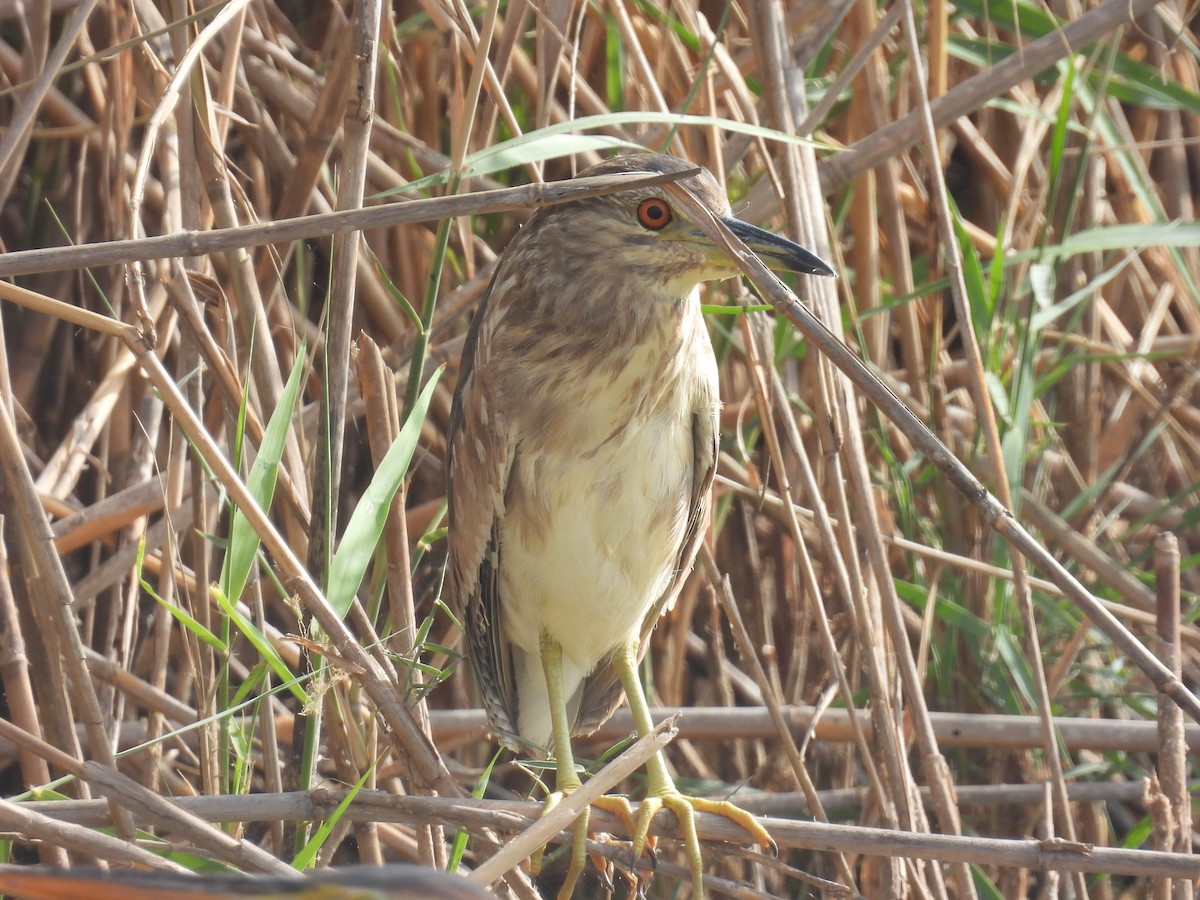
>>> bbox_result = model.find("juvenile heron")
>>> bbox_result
[447,154,834,897]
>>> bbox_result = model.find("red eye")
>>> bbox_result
[636,198,672,230]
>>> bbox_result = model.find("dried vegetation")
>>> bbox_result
[0,0,1198,897]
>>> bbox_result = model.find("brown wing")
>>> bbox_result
[445,274,521,748]
[572,402,719,736]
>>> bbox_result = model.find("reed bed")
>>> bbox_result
[0,0,1197,896]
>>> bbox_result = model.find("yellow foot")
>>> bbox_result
[591,793,640,836]
[629,792,775,900]
[688,795,775,854]
[591,795,644,892]
[529,789,593,899]
[530,792,655,898]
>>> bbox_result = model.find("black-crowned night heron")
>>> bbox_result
[447,154,834,897]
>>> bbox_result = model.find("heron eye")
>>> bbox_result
[636,198,672,230]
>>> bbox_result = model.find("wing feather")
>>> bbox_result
[446,277,521,747]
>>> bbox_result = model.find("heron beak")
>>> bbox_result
[717,216,836,277]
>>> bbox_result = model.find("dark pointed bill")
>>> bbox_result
[721,216,836,277]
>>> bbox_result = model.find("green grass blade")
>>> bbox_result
[212,583,305,703]
[139,540,226,653]
[221,344,308,605]
[373,112,830,198]
[1030,220,1200,262]
[292,761,375,870]
[447,746,503,873]
[327,367,444,619]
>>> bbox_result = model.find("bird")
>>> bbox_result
[446,153,834,898]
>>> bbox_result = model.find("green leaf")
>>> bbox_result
[949,192,991,329]
[1045,58,1077,212]
[1121,814,1155,850]
[1029,255,1133,332]
[448,746,503,873]
[292,761,374,870]
[138,539,227,652]
[994,627,1036,713]
[1030,220,1200,263]
[701,303,773,315]
[372,254,423,330]
[222,345,308,605]
[374,113,830,198]
[327,368,443,619]
[468,134,645,176]
[971,864,1006,900]
[212,584,305,703]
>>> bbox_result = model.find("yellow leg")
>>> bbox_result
[539,639,590,899]
[612,639,775,899]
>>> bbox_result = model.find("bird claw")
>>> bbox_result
[634,790,774,899]
[686,795,776,855]
[586,848,615,893]
[629,795,663,863]
[591,794,639,842]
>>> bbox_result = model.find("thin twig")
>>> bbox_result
[0,170,696,277]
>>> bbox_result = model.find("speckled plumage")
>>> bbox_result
[444,154,833,898]
[446,155,723,750]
